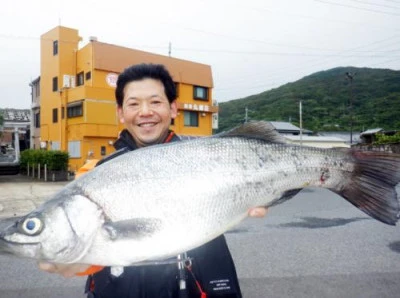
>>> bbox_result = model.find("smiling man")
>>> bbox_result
[116,70,178,148]
[40,63,267,298]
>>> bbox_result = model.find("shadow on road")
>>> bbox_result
[278,216,368,229]
[388,241,400,253]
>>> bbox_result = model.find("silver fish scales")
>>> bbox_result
[0,121,399,266]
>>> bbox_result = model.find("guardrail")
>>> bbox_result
[24,163,72,182]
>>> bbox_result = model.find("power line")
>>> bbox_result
[215,35,400,86]
[345,0,400,10]
[383,0,400,3]
[240,1,400,31]
[214,34,400,98]
[369,57,400,67]
[313,0,400,16]
[173,26,343,52]
[0,33,83,45]
[174,47,400,57]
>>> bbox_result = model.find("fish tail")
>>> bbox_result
[336,150,400,225]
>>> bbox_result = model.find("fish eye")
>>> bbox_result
[21,217,43,235]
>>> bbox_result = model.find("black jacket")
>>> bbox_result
[86,130,242,298]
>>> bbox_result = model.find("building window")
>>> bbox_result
[52,108,58,123]
[51,141,60,150]
[184,111,199,127]
[34,112,40,128]
[101,146,106,156]
[77,72,84,86]
[67,102,83,118]
[68,141,81,158]
[85,71,91,81]
[52,77,58,92]
[53,40,58,55]
[193,86,208,101]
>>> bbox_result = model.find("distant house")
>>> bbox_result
[319,131,360,145]
[269,121,313,135]
[0,108,30,150]
[284,135,349,148]
[30,76,40,150]
[269,121,349,148]
[355,128,400,153]
[0,109,30,173]
[359,128,388,144]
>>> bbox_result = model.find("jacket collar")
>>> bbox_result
[113,129,180,151]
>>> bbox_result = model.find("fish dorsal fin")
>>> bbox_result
[217,121,286,143]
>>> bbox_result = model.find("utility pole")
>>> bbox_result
[244,107,255,123]
[299,100,303,146]
[345,72,355,145]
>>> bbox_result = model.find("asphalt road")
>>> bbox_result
[0,176,399,297]
[227,187,400,298]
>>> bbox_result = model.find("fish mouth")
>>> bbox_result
[0,236,40,257]
[0,236,40,246]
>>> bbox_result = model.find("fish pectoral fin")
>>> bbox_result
[103,218,162,240]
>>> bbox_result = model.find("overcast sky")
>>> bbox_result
[1,0,399,109]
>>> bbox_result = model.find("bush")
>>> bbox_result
[46,150,69,171]
[374,132,400,145]
[20,149,69,171]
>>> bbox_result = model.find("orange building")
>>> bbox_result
[30,26,218,171]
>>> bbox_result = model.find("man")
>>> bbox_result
[40,63,266,297]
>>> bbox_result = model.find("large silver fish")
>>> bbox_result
[1,121,399,266]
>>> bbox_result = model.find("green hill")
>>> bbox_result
[217,67,400,133]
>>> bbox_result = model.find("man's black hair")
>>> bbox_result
[115,63,177,106]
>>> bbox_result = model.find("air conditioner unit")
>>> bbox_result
[62,75,71,88]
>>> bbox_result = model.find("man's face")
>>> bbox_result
[117,78,177,147]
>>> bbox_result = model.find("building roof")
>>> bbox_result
[29,76,40,85]
[360,128,383,136]
[269,121,300,131]
[91,42,213,88]
[284,135,347,143]
[269,121,313,134]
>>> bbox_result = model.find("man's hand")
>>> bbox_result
[38,262,91,278]
[248,207,268,218]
